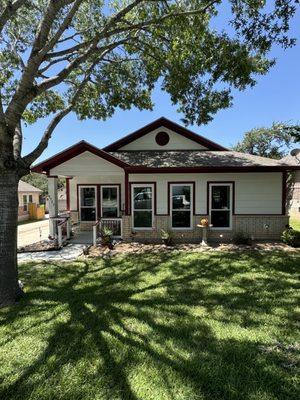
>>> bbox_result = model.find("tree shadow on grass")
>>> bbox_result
[0,251,299,400]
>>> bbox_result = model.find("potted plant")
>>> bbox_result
[161,229,174,246]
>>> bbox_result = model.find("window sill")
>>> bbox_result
[171,227,193,231]
[210,227,232,231]
[132,227,154,231]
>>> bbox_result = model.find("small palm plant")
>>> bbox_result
[100,226,113,248]
[161,229,175,246]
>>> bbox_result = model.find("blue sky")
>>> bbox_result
[23,9,300,163]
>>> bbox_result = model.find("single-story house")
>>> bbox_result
[18,180,42,221]
[281,149,300,221]
[32,117,300,242]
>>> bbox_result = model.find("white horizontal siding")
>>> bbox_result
[129,172,283,215]
[50,151,123,176]
[119,127,207,150]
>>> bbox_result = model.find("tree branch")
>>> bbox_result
[13,121,22,159]
[38,0,84,57]
[37,37,133,93]
[0,0,27,33]
[23,54,108,165]
[22,106,72,166]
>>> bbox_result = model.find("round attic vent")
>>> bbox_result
[155,131,170,146]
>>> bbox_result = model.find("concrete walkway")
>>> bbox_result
[18,244,86,263]
[18,219,49,247]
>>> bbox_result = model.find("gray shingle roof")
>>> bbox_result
[280,153,300,166]
[109,150,295,168]
[18,180,42,192]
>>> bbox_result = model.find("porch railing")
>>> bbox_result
[93,217,122,246]
[51,214,71,247]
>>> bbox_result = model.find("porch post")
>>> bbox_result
[48,176,58,237]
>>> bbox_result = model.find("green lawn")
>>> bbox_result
[290,218,300,231]
[0,251,299,400]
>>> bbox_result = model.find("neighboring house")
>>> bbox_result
[18,180,42,221]
[281,150,300,221]
[32,117,300,241]
[45,186,67,213]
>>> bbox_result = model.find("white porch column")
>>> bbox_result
[48,177,58,237]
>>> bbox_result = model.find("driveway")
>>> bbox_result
[18,219,49,247]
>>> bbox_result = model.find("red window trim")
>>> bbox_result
[207,181,235,216]
[129,182,157,216]
[167,181,196,216]
[76,183,122,220]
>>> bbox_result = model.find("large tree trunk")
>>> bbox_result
[0,172,20,308]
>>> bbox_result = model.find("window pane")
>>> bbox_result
[133,187,152,210]
[102,207,118,218]
[22,195,27,211]
[211,186,230,210]
[211,211,230,227]
[172,211,191,228]
[134,211,152,227]
[29,195,33,203]
[81,187,95,207]
[81,207,96,221]
[172,186,191,210]
[102,187,118,217]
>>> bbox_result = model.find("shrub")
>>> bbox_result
[232,231,252,245]
[282,227,300,247]
[100,226,113,248]
[161,229,175,246]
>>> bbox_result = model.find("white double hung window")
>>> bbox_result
[170,184,193,229]
[132,184,154,229]
[101,186,119,218]
[209,183,232,229]
[79,186,97,221]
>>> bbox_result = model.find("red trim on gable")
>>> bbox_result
[103,117,227,151]
[31,140,129,173]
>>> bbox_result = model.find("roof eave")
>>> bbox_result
[125,165,299,173]
[31,140,129,174]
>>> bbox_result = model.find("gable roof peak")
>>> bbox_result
[103,117,227,152]
[31,140,129,174]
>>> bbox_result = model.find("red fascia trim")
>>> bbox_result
[206,181,235,215]
[129,181,157,216]
[103,117,227,151]
[167,181,196,215]
[125,172,129,215]
[125,166,296,173]
[31,140,129,173]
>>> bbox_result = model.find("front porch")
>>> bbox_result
[47,173,126,246]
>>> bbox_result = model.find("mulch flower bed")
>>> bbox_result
[18,240,60,253]
[85,241,298,258]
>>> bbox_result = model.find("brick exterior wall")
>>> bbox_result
[70,212,288,242]
[122,215,288,243]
